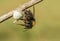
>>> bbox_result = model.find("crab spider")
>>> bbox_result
[13,10,23,23]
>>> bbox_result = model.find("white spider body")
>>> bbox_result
[13,10,23,23]
[13,10,23,20]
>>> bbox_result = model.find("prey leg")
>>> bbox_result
[17,24,25,26]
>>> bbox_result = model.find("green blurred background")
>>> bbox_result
[0,0,60,41]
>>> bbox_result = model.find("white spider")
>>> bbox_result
[13,10,23,23]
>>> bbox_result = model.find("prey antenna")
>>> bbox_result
[33,5,35,17]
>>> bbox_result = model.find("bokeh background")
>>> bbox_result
[0,0,60,41]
